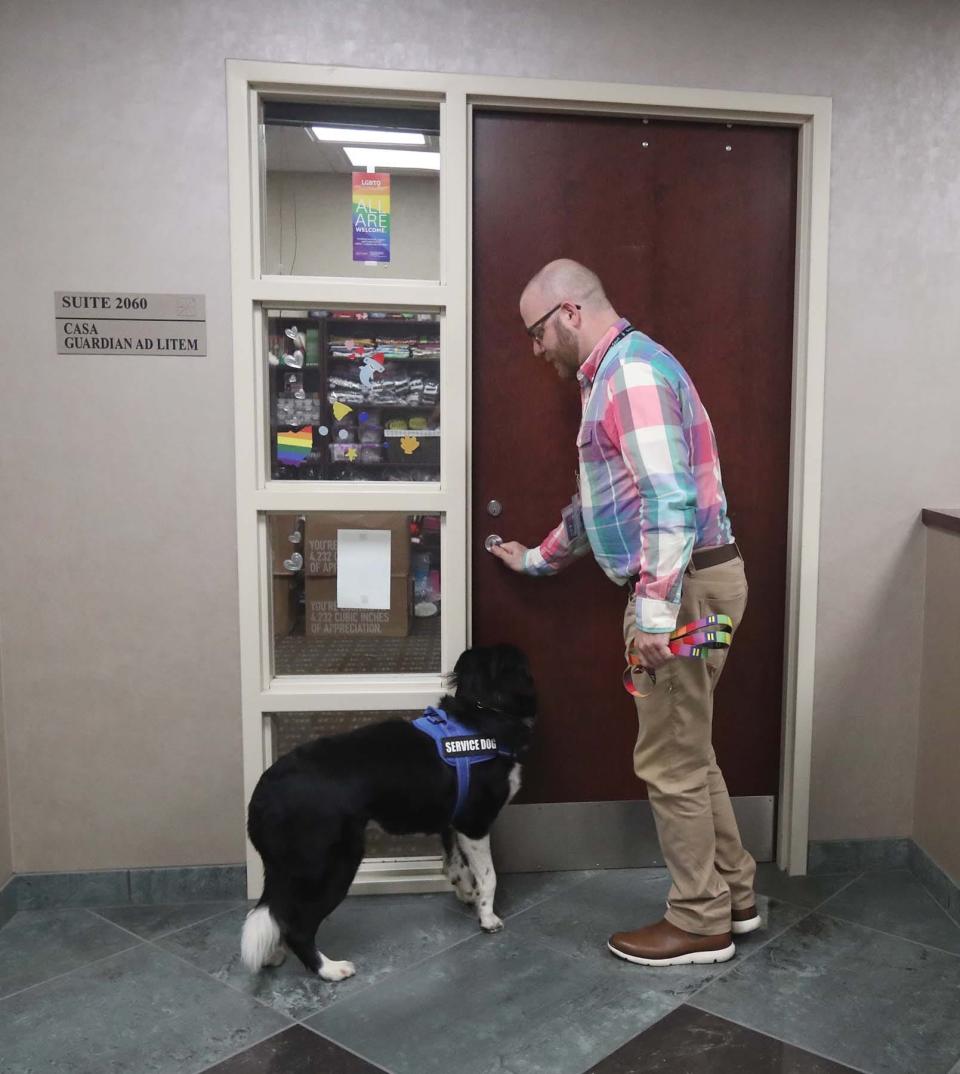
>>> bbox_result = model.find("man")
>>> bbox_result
[490,259,760,967]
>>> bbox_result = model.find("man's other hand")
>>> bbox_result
[629,630,675,670]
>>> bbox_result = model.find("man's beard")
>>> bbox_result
[551,319,581,377]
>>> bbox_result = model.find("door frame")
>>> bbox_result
[227,61,829,880]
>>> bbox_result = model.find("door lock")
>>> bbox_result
[486,499,503,517]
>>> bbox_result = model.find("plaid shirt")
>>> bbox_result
[522,319,733,632]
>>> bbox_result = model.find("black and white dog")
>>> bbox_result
[241,643,537,979]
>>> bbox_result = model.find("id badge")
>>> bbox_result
[561,492,585,542]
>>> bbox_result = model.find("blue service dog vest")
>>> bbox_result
[412,706,512,821]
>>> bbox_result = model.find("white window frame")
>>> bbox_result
[227,62,830,892]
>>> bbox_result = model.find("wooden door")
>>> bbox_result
[472,110,796,807]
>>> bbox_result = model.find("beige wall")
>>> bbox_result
[1,0,959,871]
[915,526,960,883]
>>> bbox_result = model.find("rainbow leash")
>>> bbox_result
[622,613,733,697]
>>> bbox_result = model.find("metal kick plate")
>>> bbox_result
[490,796,775,872]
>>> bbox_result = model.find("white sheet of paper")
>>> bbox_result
[336,529,392,609]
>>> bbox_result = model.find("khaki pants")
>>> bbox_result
[624,553,755,935]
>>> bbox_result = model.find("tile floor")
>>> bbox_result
[2,864,959,1074]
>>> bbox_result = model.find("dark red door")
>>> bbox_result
[472,110,796,807]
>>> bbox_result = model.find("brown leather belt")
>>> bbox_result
[628,542,740,588]
[686,542,741,572]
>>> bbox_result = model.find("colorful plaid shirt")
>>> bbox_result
[522,319,733,633]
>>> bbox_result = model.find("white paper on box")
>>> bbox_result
[336,530,392,609]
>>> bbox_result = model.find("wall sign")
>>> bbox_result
[352,173,391,263]
[55,292,206,355]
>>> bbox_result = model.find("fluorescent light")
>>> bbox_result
[310,126,426,145]
[344,147,440,171]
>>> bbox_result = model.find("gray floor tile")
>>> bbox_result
[93,901,243,941]
[201,1024,389,1073]
[6,866,958,1074]
[508,868,807,970]
[585,1004,860,1072]
[0,944,289,1074]
[692,911,960,1074]
[754,862,858,909]
[817,870,960,955]
[307,930,684,1074]
[448,868,600,921]
[158,894,479,1021]
[0,909,140,998]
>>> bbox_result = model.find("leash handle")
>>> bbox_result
[671,613,733,640]
[623,665,654,698]
[623,614,734,697]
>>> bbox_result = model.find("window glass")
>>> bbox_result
[262,101,440,279]
[267,308,441,482]
[269,709,440,858]
[270,511,442,675]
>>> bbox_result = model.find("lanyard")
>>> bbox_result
[578,323,638,481]
[581,323,637,405]
[622,614,734,698]
[592,323,637,381]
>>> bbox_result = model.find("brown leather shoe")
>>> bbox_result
[731,903,763,935]
[608,918,735,966]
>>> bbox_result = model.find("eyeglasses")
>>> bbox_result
[525,302,581,343]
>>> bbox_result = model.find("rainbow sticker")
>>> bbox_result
[277,427,312,466]
[352,173,391,263]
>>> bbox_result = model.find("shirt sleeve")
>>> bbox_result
[608,360,696,632]
[520,515,592,575]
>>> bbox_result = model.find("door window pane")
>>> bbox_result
[262,101,440,279]
[269,710,441,859]
[267,308,441,482]
[270,511,442,675]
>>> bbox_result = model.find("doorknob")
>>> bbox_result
[484,534,503,552]
[487,499,503,517]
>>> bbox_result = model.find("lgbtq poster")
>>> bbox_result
[352,172,391,262]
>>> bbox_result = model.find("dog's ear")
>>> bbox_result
[450,646,487,698]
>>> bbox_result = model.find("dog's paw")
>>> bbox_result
[480,915,504,933]
[453,885,476,905]
[319,957,356,982]
[264,947,287,967]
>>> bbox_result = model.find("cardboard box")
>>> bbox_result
[273,575,298,637]
[306,575,411,637]
[270,514,305,576]
[305,512,411,577]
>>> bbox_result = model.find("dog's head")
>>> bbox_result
[449,643,537,727]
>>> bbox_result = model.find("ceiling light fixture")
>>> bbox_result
[309,126,426,145]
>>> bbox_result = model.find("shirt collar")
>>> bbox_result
[577,318,630,386]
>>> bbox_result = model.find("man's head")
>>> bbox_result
[519,259,619,378]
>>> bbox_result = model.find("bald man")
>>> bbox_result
[490,259,759,967]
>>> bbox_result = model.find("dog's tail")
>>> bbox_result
[241,903,281,971]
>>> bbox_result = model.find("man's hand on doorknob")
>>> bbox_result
[489,540,527,572]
